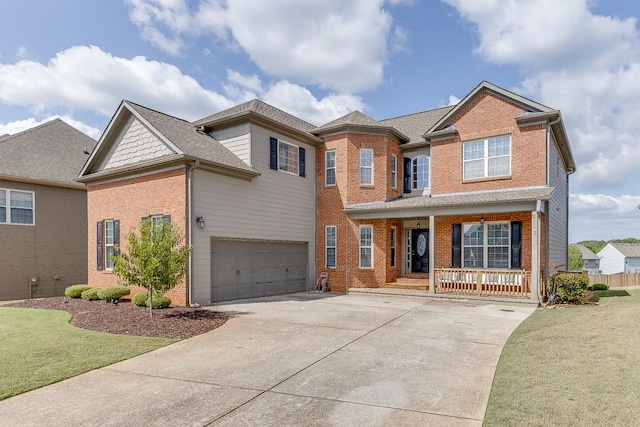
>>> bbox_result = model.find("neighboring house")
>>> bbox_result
[0,119,96,301]
[573,244,601,274]
[597,243,640,274]
[78,81,575,305]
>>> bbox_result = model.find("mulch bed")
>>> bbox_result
[7,297,228,339]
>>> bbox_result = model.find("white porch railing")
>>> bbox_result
[435,268,531,298]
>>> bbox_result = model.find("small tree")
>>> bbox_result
[568,245,584,271]
[112,218,191,317]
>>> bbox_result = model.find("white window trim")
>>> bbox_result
[359,148,374,185]
[278,139,300,175]
[325,225,337,268]
[0,188,35,226]
[104,219,115,270]
[359,224,374,269]
[412,155,430,190]
[462,221,511,269]
[325,150,336,186]
[463,135,511,180]
[390,226,397,268]
[391,154,397,189]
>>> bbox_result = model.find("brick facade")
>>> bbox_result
[87,167,190,306]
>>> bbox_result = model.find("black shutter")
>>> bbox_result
[299,147,306,177]
[511,221,522,269]
[452,223,462,268]
[96,221,103,271]
[269,137,278,170]
[403,157,412,193]
[113,220,120,257]
[163,215,171,223]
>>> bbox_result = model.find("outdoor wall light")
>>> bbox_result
[480,216,485,226]
[416,222,420,229]
[196,216,206,229]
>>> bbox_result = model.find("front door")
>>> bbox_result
[411,229,429,273]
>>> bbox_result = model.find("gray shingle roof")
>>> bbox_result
[126,102,257,175]
[193,99,317,134]
[379,106,453,144]
[344,186,553,214]
[0,119,96,184]
[574,244,599,260]
[609,243,640,258]
[313,110,380,131]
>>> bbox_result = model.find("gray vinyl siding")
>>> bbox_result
[0,180,88,301]
[547,133,568,271]
[191,124,316,304]
[211,123,251,166]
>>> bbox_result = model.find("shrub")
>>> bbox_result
[592,283,609,291]
[131,292,171,309]
[149,295,171,309]
[65,285,92,298]
[587,285,593,291]
[96,286,130,301]
[81,288,101,300]
[548,272,590,304]
[131,292,148,307]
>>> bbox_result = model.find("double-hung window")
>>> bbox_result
[391,155,397,188]
[325,226,336,268]
[412,155,430,189]
[0,189,34,225]
[359,225,373,268]
[104,220,115,269]
[390,227,397,267]
[360,149,373,185]
[463,222,510,268]
[325,150,336,185]
[97,219,119,271]
[269,137,306,177]
[463,135,510,180]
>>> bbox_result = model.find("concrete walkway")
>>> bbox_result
[0,292,535,426]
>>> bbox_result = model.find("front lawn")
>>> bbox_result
[0,307,176,400]
[484,288,640,426]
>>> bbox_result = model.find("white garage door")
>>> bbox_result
[211,239,308,303]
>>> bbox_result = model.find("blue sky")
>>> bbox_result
[1,0,639,243]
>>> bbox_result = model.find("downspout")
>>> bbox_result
[187,160,201,307]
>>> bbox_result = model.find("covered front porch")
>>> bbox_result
[345,187,551,302]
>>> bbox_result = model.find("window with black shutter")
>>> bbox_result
[452,223,462,268]
[511,221,522,269]
[403,157,412,193]
[96,221,103,271]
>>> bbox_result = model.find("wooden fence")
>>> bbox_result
[435,268,531,298]
[588,273,640,288]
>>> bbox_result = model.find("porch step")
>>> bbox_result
[384,278,429,291]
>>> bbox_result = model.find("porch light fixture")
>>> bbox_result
[416,222,420,229]
[196,216,206,229]
[480,216,485,226]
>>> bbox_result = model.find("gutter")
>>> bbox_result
[187,160,201,307]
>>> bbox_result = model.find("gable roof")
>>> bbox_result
[379,106,453,145]
[574,244,599,260]
[313,110,409,141]
[607,243,640,258]
[193,99,321,144]
[0,119,96,187]
[424,81,576,173]
[78,101,258,182]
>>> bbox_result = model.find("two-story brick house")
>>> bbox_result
[79,81,574,305]
[315,81,575,301]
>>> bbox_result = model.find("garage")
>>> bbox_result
[210,239,308,303]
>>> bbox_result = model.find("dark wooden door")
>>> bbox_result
[411,229,429,273]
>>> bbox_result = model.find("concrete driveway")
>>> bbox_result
[0,292,535,426]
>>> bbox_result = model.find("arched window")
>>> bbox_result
[412,155,430,189]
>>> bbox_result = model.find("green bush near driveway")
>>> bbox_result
[80,288,101,300]
[0,307,175,401]
[96,286,130,301]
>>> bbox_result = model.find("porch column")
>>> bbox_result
[530,210,541,302]
[428,215,435,295]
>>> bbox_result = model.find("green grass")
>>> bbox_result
[588,289,630,303]
[0,307,176,400]
[484,288,640,426]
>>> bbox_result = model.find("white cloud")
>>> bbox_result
[126,0,405,92]
[0,116,101,140]
[16,45,30,59]
[444,0,640,194]
[570,194,640,241]
[0,45,365,133]
[448,95,461,106]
